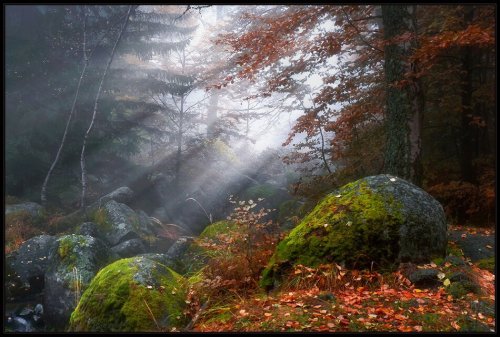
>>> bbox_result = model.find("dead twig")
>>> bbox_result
[143,299,161,331]
[184,299,210,331]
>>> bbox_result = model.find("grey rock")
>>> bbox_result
[34,304,44,316]
[165,237,208,275]
[43,234,113,329]
[6,235,57,300]
[77,222,101,239]
[137,209,158,236]
[6,316,33,332]
[408,269,441,288]
[5,202,44,218]
[99,200,144,246]
[136,253,174,268]
[166,236,195,261]
[448,271,473,283]
[98,186,134,205]
[111,238,147,258]
[448,231,494,262]
[444,255,468,266]
[356,174,447,263]
[152,207,170,223]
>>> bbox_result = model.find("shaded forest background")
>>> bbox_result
[5,4,495,237]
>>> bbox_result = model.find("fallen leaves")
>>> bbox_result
[397,325,414,332]
[394,314,408,321]
[194,256,495,333]
[451,321,461,330]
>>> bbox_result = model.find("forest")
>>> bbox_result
[4,4,495,333]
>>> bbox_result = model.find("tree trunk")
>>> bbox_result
[206,93,218,138]
[80,5,133,211]
[457,6,477,184]
[407,5,424,187]
[206,6,221,139]
[318,121,332,174]
[175,94,185,190]
[382,5,421,184]
[41,6,88,205]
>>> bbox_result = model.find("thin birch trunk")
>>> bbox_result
[41,6,88,205]
[80,5,133,211]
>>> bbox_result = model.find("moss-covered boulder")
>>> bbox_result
[169,221,237,275]
[69,256,189,332]
[43,234,114,329]
[261,174,447,289]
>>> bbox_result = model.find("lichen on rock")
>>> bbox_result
[44,234,114,329]
[90,200,158,248]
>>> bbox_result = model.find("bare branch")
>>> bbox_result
[175,5,212,21]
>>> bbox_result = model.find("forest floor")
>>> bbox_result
[191,227,495,333]
[448,225,495,262]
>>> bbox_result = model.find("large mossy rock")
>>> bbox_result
[68,256,189,332]
[44,234,114,329]
[90,200,158,247]
[261,174,447,288]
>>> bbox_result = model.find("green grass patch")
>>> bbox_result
[475,257,494,272]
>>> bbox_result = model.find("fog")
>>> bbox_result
[5,4,496,333]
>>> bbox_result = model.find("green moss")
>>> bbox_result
[171,221,238,276]
[457,316,491,332]
[432,257,445,266]
[446,241,464,257]
[91,208,112,231]
[199,221,237,240]
[69,257,189,332]
[476,257,494,272]
[57,235,87,267]
[58,237,73,260]
[243,184,276,200]
[260,181,404,288]
[206,310,232,324]
[55,235,105,289]
[447,281,480,299]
